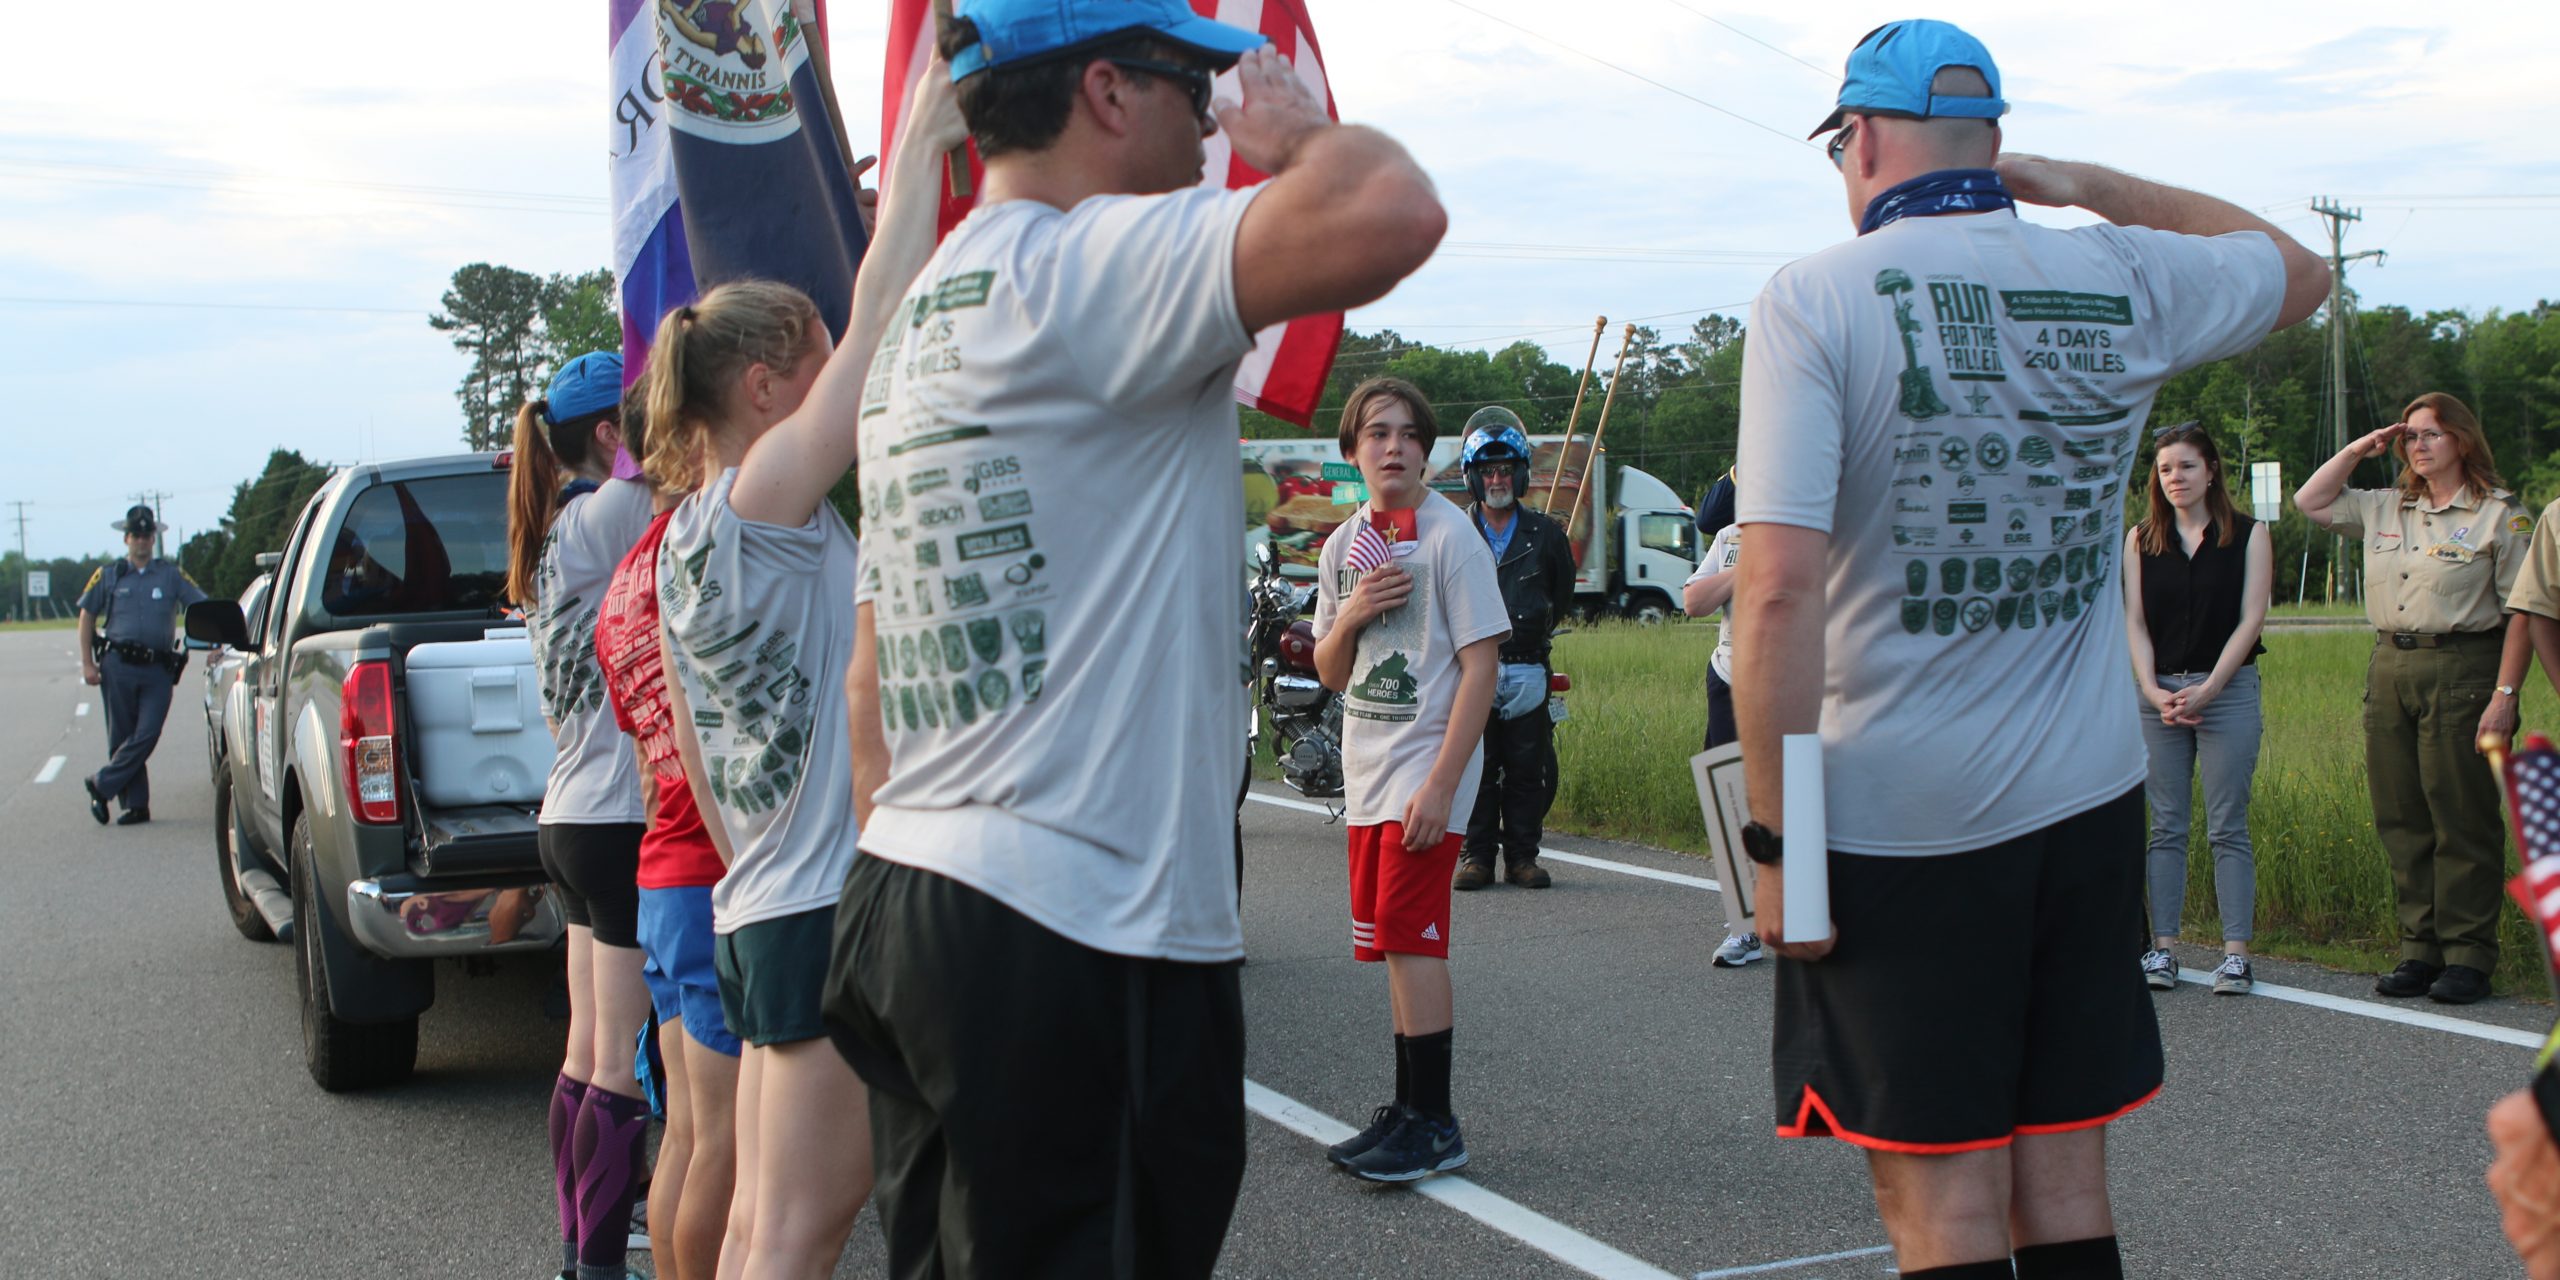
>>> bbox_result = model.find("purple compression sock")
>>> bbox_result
[572,1086,652,1278]
[550,1074,587,1270]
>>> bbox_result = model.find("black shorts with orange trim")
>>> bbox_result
[1772,788,2161,1153]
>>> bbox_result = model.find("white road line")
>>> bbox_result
[1244,793,1719,889]
[33,756,66,784]
[1248,789,2547,1052]
[2176,968,2544,1049]
[1692,1244,1894,1278]
[1242,1079,1682,1280]
[75,702,89,717]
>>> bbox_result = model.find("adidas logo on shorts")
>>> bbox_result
[1421,922,1441,942]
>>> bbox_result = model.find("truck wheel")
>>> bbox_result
[215,774,274,943]
[291,813,418,1091]
[1629,597,1672,625]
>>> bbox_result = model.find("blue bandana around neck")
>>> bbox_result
[1858,168,2015,236]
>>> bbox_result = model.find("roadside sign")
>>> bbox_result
[2250,461,2283,525]
[26,570,48,598]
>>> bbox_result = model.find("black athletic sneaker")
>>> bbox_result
[1327,1104,1404,1168]
[2375,959,2443,998]
[1343,1108,1468,1183]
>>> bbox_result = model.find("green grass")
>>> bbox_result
[1544,619,2556,995]
[2268,600,2367,621]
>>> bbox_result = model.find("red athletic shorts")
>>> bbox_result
[1346,822,1462,962]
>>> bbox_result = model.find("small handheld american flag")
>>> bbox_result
[2495,732,2560,1065]
[1343,518,1391,577]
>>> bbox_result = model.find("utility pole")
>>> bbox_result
[8,500,26,623]
[2311,198,2385,601]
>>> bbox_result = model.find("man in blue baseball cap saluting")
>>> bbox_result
[1729,18,2330,1280]
[825,0,1445,1274]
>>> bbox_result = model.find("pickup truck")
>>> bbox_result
[199,560,273,790]
[188,453,566,1091]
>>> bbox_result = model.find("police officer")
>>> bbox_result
[1454,408,1578,891]
[2299,392,2534,1006]
[77,505,205,826]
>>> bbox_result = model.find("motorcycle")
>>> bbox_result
[1246,541,1343,798]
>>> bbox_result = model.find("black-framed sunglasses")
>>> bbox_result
[1825,121,1856,169]
[1109,58,1215,122]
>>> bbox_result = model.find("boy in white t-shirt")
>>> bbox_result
[1312,377,1509,1183]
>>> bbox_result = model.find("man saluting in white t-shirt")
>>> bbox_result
[1731,19,2329,1280]
[826,1,1445,1275]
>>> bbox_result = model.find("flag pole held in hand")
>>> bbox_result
[931,0,974,198]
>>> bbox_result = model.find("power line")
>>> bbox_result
[1436,0,1816,150]
[1655,0,1836,78]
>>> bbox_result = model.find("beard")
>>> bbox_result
[1482,489,1515,510]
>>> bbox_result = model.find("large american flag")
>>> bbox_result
[880,0,1344,427]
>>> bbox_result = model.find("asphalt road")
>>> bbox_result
[0,624,2541,1278]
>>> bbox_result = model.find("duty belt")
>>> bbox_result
[2382,631,2499,650]
[107,639,174,664]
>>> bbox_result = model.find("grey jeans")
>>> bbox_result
[2138,666,2261,942]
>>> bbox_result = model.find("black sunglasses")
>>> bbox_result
[1109,58,1215,121]
[1825,120,1856,169]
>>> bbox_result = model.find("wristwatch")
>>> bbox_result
[1741,821,1784,867]
[2498,684,2521,698]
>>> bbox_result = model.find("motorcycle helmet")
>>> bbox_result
[1460,407,1532,507]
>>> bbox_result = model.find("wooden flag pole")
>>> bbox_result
[1544,315,1607,514]
[1561,324,1636,550]
[932,0,974,198]
[794,0,867,195]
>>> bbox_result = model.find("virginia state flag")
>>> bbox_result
[879,0,1344,427]
[621,0,871,351]
[608,0,694,469]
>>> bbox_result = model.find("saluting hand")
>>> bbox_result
[1216,46,1331,176]
[2353,422,2408,460]
[1993,153,2085,208]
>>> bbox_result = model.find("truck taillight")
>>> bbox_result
[341,660,400,824]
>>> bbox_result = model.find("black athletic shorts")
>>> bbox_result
[1772,788,2162,1153]
[714,907,834,1047]
[537,822,644,948]
[825,854,1247,1280]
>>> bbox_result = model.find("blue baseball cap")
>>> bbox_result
[544,351,623,424]
[948,0,1267,80]
[1810,19,2008,138]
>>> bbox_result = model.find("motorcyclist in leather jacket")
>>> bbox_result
[1453,409,1577,891]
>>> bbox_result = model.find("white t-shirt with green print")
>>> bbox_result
[1736,208,2285,856]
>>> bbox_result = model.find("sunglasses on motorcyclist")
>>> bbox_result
[1109,58,1216,122]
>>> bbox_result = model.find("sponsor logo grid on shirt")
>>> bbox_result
[860,269,1050,737]
[1879,268,2143,638]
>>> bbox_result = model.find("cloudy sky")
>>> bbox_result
[5,1,2554,561]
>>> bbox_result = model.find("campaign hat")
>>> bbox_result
[1810,19,2008,138]
[948,0,1266,81]
[113,504,159,535]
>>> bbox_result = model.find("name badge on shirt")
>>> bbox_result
[151,587,163,599]
[2429,543,2478,565]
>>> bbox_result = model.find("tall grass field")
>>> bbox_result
[1544,620,2553,992]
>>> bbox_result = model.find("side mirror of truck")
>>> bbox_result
[187,600,251,650]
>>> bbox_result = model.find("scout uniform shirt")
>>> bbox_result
[2502,496,2560,622]
[77,558,206,651]
[2326,486,2529,635]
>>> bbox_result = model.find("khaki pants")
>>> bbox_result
[2363,635,2507,972]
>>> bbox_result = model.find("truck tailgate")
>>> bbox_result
[416,805,543,877]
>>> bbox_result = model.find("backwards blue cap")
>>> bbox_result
[948,0,1266,81]
[1810,19,2008,138]
[544,351,624,425]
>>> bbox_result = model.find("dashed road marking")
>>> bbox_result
[33,755,66,784]
[1692,1245,1894,1278]
[76,702,90,716]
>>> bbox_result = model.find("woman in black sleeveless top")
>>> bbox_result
[2122,424,2272,996]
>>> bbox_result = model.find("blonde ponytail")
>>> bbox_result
[637,282,824,494]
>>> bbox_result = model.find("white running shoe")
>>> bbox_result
[1711,933,1764,967]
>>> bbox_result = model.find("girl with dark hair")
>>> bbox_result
[2299,391,2535,1006]
[2123,424,2271,996]
[506,350,658,1280]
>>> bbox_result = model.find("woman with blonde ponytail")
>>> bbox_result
[506,349,659,1280]
[641,56,963,1279]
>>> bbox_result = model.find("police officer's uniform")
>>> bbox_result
[78,506,206,824]
[2329,483,2531,979]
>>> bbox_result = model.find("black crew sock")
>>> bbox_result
[1406,1028,1453,1120]
[2013,1236,2122,1280]
[1393,1033,1410,1107]
[1901,1261,2014,1279]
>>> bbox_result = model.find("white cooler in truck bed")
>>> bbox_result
[405,633,554,808]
